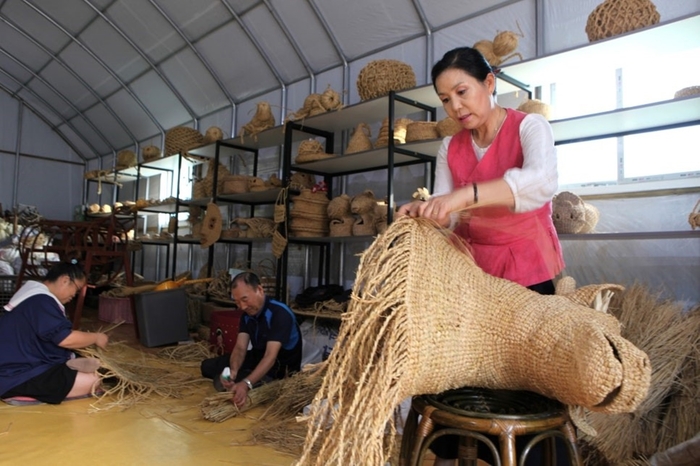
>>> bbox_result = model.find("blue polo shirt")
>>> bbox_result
[239,297,302,378]
[0,295,73,396]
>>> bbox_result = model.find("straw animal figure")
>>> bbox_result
[240,101,276,142]
[78,342,207,411]
[552,191,600,234]
[286,85,343,123]
[689,199,700,230]
[202,126,224,144]
[295,217,650,466]
[473,23,524,67]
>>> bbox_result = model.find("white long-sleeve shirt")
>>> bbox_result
[433,113,559,213]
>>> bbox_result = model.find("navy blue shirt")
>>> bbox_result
[239,297,302,379]
[0,295,73,396]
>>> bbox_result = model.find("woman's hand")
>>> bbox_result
[399,188,472,227]
[94,333,109,349]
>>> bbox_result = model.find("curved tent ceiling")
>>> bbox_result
[0,0,516,161]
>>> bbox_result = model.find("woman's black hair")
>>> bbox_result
[431,46,494,93]
[231,271,261,290]
[44,260,86,283]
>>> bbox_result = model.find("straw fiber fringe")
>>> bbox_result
[157,341,213,366]
[78,342,206,411]
[295,217,650,466]
[260,364,327,422]
[580,285,700,465]
[200,379,284,422]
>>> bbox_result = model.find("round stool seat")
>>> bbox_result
[400,387,582,466]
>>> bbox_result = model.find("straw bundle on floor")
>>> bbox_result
[260,364,327,421]
[295,217,650,466]
[200,379,285,422]
[157,341,213,367]
[580,284,700,465]
[78,342,206,411]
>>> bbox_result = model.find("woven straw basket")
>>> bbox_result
[436,117,462,138]
[330,216,354,237]
[221,175,250,194]
[585,0,660,42]
[674,86,700,99]
[142,145,161,163]
[295,139,335,164]
[375,117,413,148]
[517,99,552,120]
[406,121,439,142]
[345,123,373,154]
[356,59,417,101]
[165,126,204,157]
[327,194,352,219]
[116,150,137,169]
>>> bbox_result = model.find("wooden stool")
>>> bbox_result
[400,387,582,466]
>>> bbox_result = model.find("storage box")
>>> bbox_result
[209,309,243,355]
[98,295,134,324]
[134,288,189,347]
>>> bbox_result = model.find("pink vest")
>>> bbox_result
[448,109,564,287]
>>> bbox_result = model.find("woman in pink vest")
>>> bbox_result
[399,47,566,465]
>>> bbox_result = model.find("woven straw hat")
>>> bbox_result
[295,139,335,164]
[585,0,660,42]
[356,59,417,101]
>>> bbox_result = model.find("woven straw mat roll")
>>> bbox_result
[296,216,650,466]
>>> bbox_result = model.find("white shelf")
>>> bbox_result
[498,14,700,94]
[291,139,442,175]
[217,188,282,204]
[551,95,700,144]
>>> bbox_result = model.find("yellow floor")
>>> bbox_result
[0,306,297,466]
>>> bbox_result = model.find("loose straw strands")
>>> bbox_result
[200,379,285,422]
[157,341,214,367]
[259,363,327,422]
[78,342,206,411]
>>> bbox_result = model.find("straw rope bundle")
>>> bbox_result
[239,101,276,142]
[517,98,552,120]
[345,122,373,154]
[78,342,206,411]
[405,121,439,142]
[436,117,462,138]
[201,270,232,301]
[356,59,416,101]
[200,379,285,423]
[165,126,204,157]
[675,85,700,99]
[585,0,660,42]
[579,285,700,465]
[295,217,650,465]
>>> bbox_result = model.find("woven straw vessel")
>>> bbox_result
[436,117,462,138]
[345,123,373,154]
[585,0,660,42]
[517,99,552,120]
[295,139,335,164]
[165,126,204,157]
[116,149,137,169]
[674,86,700,99]
[141,145,161,163]
[221,175,250,194]
[296,217,650,465]
[356,59,417,101]
[374,117,413,148]
[405,121,439,142]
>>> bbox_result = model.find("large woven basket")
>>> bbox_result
[356,59,417,101]
[141,145,161,163]
[436,117,462,138]
[165,126,204,157]
[295,139,335,164]
[517,99,552,120]
[116,149,137,169]
[291,189,330,217]
[585,0,660,42]
[221,175,250,194]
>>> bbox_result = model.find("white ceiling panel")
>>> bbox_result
[105,88,160,141]
[28,0,98,35]
[420,0,519,29]
[129,71,191,130]
[59,42,120,98]
[80,17,150,82]
[40,60,98,113]
[68,114,112,154]
[242,4,308,83]
[104,0,186,63]
[159,48,230,116]
[83,104,133,149]
[0,20,52,71]
[269,0,339,72]
[196,22,279,102]
[316,0,423,60]
[1,1,72,54]
[156,0,231,41]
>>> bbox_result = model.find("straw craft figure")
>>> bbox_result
[240,101,276,142]
[552,191,600,234]
[473,23,524,67]
[295,217,650,466]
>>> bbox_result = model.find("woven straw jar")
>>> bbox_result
[345,123,373,154]
[375,117,413,148]
[585,0,660,42]
[116,149,137,169]
[142,145,161,163]
[290,189,330,237]
[436,117,462,138]
[165,126,204,157]
[405,121,439,142]
[295,139,335,164]
[356,59,417,101]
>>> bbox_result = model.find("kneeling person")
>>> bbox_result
[201,272,302,406]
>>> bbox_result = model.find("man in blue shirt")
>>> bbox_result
[200,271,301,406]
